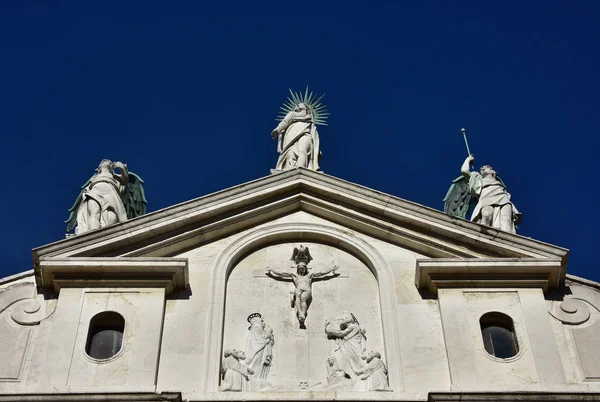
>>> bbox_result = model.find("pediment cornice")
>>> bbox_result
[33,168,568,273]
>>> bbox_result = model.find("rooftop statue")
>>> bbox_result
[65,159,147,234]
[271,87,329,171]
[444,129,522,233]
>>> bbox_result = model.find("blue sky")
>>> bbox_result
[1,2,598,281]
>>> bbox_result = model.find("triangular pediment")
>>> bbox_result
[33,168,568,267]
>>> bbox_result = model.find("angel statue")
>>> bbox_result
[65,159,147,234]
[444,154,522,233]
[271,87,329,171]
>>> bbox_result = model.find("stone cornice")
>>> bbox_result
[416,258,564,295]
[0,270,34,286]
[566,273,600,290]
[37,257,188,295]
[428,391,600,401]
[0,393,182,402]
[32,169,568,271]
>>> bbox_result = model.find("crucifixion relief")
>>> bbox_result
[266,245,339,329]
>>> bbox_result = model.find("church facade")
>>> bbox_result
[1,168,599,401]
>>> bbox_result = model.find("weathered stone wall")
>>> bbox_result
[1,210,600,400]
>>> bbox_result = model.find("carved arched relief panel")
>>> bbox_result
[222,242,386,392]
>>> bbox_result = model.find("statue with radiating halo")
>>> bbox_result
[271,87,329,171]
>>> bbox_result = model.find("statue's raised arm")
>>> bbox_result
[112,161,129,192]
[461,155,475,179]
[444,153,522,234]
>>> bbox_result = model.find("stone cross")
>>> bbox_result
[253,246,348,385]
[265,247,340,329]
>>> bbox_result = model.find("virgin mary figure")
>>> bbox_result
[244,313,273,391]
[271,102,320,171]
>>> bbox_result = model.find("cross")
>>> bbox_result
[259,246,343,387]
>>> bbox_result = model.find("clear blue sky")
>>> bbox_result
[1,2,598,281]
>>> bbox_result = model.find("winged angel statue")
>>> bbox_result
[65,159,147,234]
[444,155,521,234]
[271,87,329,171]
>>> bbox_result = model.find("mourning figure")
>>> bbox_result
[354,351,391,392]
[220,349,254,392]
[244,313,274,391]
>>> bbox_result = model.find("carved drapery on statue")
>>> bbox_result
[443,130,522,234]
[244,313,274,391]
[271,87,328,171]
[223,242,386,392]
[65,159,146,235]
[325,311,367,381]
[221,310,390,392]
[220,349,254,392]
[221,314,274,392]
[355,351,391,392]
[444,155,521,233]
[324,311,391,392]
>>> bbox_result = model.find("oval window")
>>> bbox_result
[85,311,125,360]
[480,312,519,359]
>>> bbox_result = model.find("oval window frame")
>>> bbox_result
[479,311,522,362]
[84,311,126,363]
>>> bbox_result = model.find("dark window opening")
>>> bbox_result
[85,311,125,360]
[480,312,518,359]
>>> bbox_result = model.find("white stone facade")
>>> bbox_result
[0,169,599,401]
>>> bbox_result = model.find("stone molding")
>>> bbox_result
[0,270,34,286]
[415,258,564,295]
[0,282,54,326]
[566,274,600,290]
[31,169,568,269]
[0,393,182,402]
[549,298,592,325]
[37,257,189,295]
[428,392,600,401]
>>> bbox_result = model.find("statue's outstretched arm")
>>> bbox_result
[311,265,339,278]
[461,155,475,179]
[112,161,129,190]
[266,266,293,278]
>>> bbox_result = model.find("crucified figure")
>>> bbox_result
[266,259,338,329]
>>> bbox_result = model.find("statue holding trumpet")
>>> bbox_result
[444,129,522,234]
